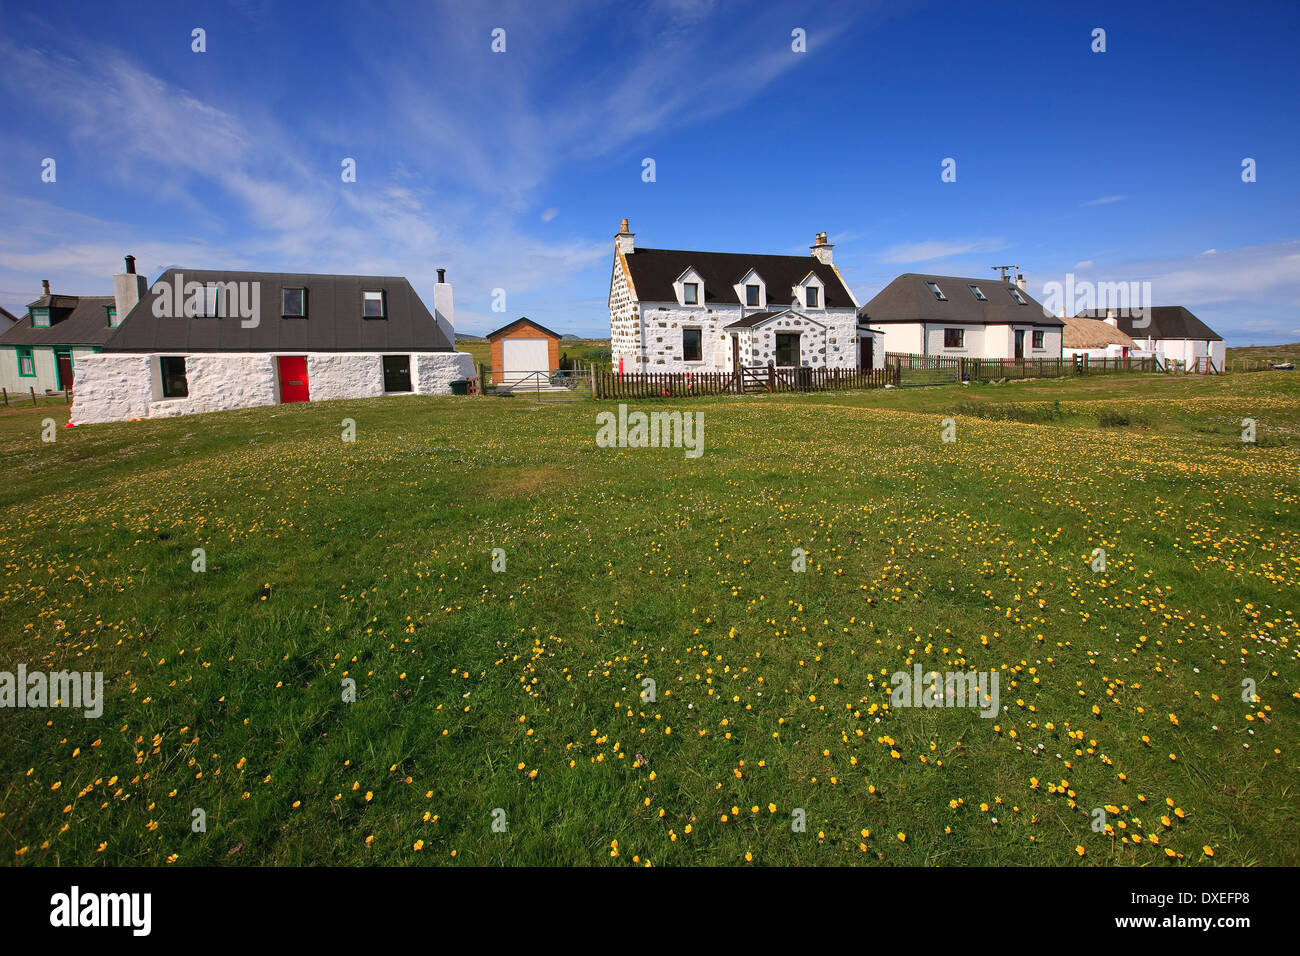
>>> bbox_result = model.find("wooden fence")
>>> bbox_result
[593,364,899,399]
[887,352,1163,384]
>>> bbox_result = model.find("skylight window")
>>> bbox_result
[282,288,306,317]
[1009,287,1027,304]
[363,290,386,318]
[969,285,987,300]
[926,281,947,301]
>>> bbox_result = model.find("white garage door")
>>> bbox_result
[501,338,550,385]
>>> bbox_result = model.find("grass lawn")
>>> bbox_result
[1,371,1296,866]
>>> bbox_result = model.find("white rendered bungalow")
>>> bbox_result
[609,220,882,374]
[70,258,474,424]
[1076,306,1224,373]
[1061,314,1149,362]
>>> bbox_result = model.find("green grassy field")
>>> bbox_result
[1,371,1296,866]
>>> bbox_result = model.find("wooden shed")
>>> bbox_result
[487,317,562,386]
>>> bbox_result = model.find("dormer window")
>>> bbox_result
[968,285,987,300]
[805,286,819,308]
[282,288,306,318]
[746,284,761,307]
[31,308,50,328]
[926,281,947,301]
[683,282,699,305]
[363,290,386,318]
[675,268,705,307]
[1009,287,1027,305]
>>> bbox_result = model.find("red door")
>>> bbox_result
[278,356,309,403]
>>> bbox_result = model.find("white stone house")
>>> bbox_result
[70,259,474,424]
[609,220,881,374]
[859,273,1064,359]
[1076,306,1224,372]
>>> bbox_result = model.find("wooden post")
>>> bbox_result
[30,387,37,406]
[65,388,70,404]
[1,387,6,406]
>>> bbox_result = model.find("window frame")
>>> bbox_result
[943,328,965,349]
[282,287,307,318]
[774,331,801,367]
[926,281,947,301]
[1009,287,1028,305]
[362,290,387,319]
[31,308,51,328]
[745,284,761,307]
[160,356,189,398]
[16,346,35,377]
[968,284,987,300]
[190,283,220,318]
[1032,329,1045,349]
[682,282,699,305]
[805,286,819,308]
[682,327,703,363]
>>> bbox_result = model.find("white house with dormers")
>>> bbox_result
[609,220,882,374]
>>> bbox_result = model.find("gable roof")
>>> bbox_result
[486,317,561,340]
[1076,306,1221,342]
[0,306,18,328]
[724,309,827,330]
[103,269,452,352]
[0,296,118,347]
[622,248,855,308]
[859,274,1063,327]
[1062,316,1138,349]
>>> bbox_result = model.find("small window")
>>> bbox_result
[382,355,412,393]
[968,285,987,300]
[683,328,702,362]
[17,346,35,377]
[805,286,819,308]
[191,284,219,318]
[775,332,800,367]
[683,282,698,305]
[31,309,50,328]
[160,356,189,398]
[282,288,306,317]
[926,281,947,301]
[1009,287,1027,305]
[746,284,761,307]
[1032,330,1045,349]
[363,290,386,318]
[943,328,964,348]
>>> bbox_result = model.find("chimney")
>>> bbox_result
[112,255,147,327]
[1103,308,1118,328]
[811,231,834,265]
[433,267,454,343]
[1015,272,1026,291]
[616,217,635,255]
[41,279,50,297]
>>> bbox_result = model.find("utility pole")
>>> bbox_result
[992,265,1020,283]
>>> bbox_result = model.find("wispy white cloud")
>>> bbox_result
[879,237,1005,263]
[1081,194,1129,206]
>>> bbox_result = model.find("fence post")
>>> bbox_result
[1,387,6,406]
[30,387,37,406]
[767,361,775,393]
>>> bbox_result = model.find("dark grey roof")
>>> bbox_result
[486,317,561,339]
[0,306,17,328]
[623,248,855,308]
[724,311,780,329]
[103,270,452,352]
[0,296,118,347]
[1076,306,1221,342]
[859,274,1064,327]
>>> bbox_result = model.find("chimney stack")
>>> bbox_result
[41,279,50,297]
[1015,273,1026,291]
[616,218,635,255]
[1103,308,1118,328]
[433,267,454,343]
[112,255,147,327]
[810,231,834,265]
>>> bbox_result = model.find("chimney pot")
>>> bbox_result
[437,268,446,283]
[124,255,136,275]
[41,279,50,296]
[620,218,629,233]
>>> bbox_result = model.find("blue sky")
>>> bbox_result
[2,0,1297,343]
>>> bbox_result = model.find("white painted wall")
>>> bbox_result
[71,350,475,425]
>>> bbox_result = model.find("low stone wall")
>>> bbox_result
[71,351,477,424]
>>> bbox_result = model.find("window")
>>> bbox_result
[191,284,219,318]
[1009,287,1027,305]
[968,285,987,300]
[363,290,386,318]
[160,356,189,398]
[683,327,702,362]
[31,308,50,328]
[282,288,306,317]
[943,328,965,349]
[746,284,761,307]
[1032,330,1044,349]
[683,282,698,305]
[382,355,412,392]
[805,286,819,308]
[926,281,947,301]
[16,347,35,377]
[775,332,800,367]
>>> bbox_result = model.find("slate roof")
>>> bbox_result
[0,296,118,347]
[859,274,1063,327]
[103,270,452,352]
[1062,316,1138,349]
[0,306,18,328]
[486,317,561,339]
[724,309,827,330]
[623,248,856,308]
[1076,306,1221,342]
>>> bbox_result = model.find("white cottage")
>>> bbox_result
[70,259,474,424]
[1076,306,1224,372]
[859,273,1064,360]
[609,221,880,374]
